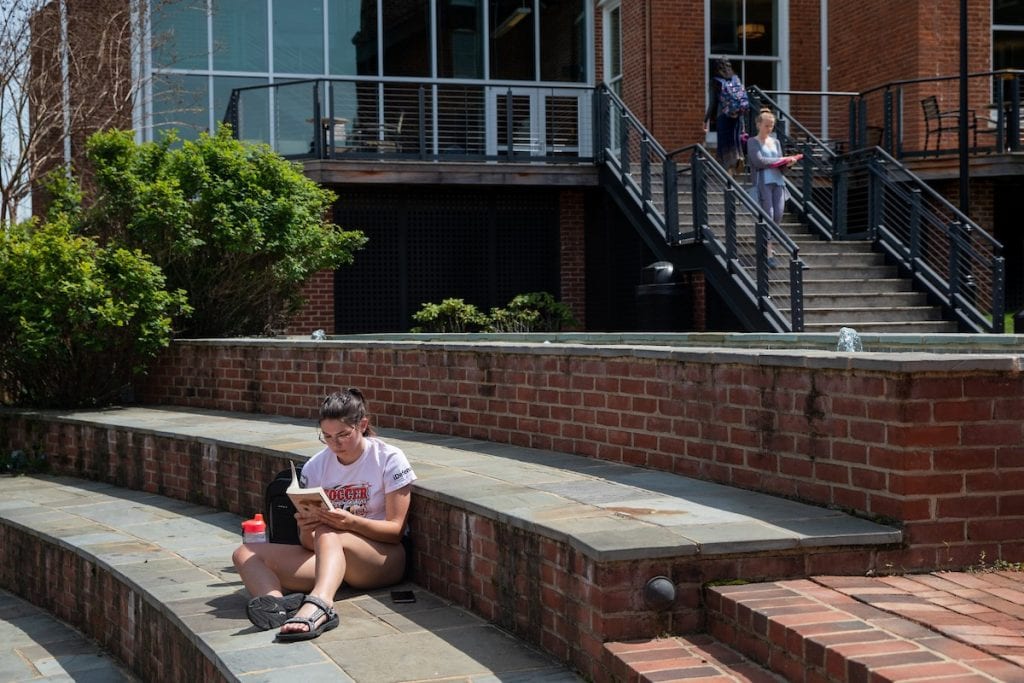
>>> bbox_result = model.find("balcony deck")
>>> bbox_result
[301,158,600,187]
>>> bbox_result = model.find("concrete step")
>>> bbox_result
[774,292,929,309]
[801,319,959,333]
[0,474,582,683]
[798,279,915,294]
[796,306,947,324]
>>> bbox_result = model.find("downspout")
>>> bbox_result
[821,0,829,139]
[645,2,653,129]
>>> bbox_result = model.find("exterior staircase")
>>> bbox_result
[771,214,958,333]
[684,186,959,333]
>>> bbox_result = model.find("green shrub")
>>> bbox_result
[0,219,190,407]
[487,292,578,333]
[410,298,488,333]
[411,292,577,333]
[51,126,367,337]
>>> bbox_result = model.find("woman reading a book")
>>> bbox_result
[746,108,802,268]
[232,388,417,642]
[746,107,801,226]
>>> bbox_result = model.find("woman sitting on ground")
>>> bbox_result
[232,388,416,642]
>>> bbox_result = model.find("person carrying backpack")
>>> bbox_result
[703,58,750,176]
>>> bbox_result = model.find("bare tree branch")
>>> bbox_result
[1,0,186,227]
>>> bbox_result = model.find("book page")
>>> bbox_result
[286,461,333,512]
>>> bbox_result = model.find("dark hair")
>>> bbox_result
[713,58,734,79]
[320,388,374,436]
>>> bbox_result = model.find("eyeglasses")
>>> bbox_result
[318,427,357,443]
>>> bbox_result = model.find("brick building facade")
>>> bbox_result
[30,0,1023,333]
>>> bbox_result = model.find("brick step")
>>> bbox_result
[604,634,786,682]
[704,576,1024,682]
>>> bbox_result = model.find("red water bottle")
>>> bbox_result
[242,513,267,543]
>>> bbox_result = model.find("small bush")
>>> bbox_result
[488,292,577,333]
[411,292,577,333]
[411,298,488,333]
[54,126,367,337]
[0,219,191,407]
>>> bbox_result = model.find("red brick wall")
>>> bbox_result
[0,523,226,682]
[559,189,586,328]
[830,0,993,150]
[134,339,1024,572]
[283,270,335,335]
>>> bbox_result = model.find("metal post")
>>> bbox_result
[959,0,970,215]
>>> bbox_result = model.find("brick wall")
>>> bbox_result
[0,522,226,682]
[283,269,335,335]
[133,339,1024,572]
[559,189,586,328]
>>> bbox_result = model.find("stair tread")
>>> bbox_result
[605,634,786,683]
[704,576,1024,682]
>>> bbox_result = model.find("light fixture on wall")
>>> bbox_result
[494,5,531,38]
[737,23,765,40]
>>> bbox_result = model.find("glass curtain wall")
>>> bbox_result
[147,0,589,144]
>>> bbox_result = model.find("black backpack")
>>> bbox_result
[264,464,301,544]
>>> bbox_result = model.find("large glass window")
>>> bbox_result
[994,0,1024,69]
[490,0,535,80]
[214,76,269,142]
[540,0,585,82]
[329,0,375,75]
[274,0,324,73]
[709,0,778,91]
[151,73,210,140]
[438,0,483,78]
[383,3,430,76]
[211,0,268,72]
[152,1,208,70]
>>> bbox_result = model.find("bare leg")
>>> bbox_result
[232,542,317,597]
[278,526,405,636]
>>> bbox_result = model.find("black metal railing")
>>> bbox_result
[850,69,1024,157]
[223,76,594,164]
[594,84,805,332]
[834,147,1005,332]
[746,86,1005,333]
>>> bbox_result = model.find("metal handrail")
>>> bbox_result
[223,76,595,164]
[597,82,804,331]
[835,146,1005,332]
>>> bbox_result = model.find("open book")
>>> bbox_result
[287,461,333,513]
[769,153,803,169]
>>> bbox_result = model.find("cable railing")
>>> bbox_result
[851,69,1024,158]
[223,76,595,164]
[596,83,804,331]
[835,147,1005,332]
[747,86,1005,332]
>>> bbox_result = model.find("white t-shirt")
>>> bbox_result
[300,437,416,520]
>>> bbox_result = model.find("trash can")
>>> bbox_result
[1013,307,1024,334]
[635,261,692,331]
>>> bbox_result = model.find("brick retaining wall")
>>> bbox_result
[130,338,1024,572]
[0,522,225,682]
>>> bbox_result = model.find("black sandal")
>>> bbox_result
[275,594,339,642]
[246,592,304,631]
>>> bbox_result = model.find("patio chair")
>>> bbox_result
[921,95,976,152]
